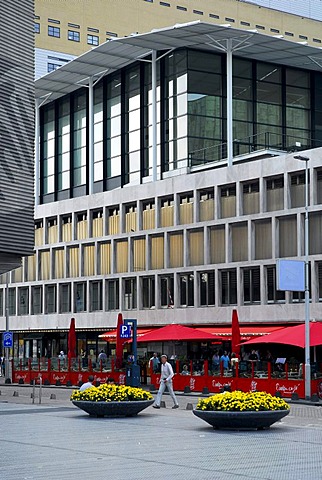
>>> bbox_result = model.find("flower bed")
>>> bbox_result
[70,384,154,417]
[193,391,290,430]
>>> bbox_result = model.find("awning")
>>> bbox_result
[196,326,284,341]
[99,328,153,341]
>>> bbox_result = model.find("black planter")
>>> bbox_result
[193,409,290,430]
[72,399,154,417]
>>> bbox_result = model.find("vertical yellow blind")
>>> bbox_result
[27,254,37,281]
[199,199,214,222]
[48,225,58,244]
[109,214,119,234]
[180,202,193,224]
[279,217,297,257]
[100,243,111,274]
[243,192,259,215]
[169,233,183,268]
[221,197,236,218]
[190,231,204,266]
[125,212,137,232]
[255,220,272,260]
[13,267,22,283]
[69,247,79,277]
[84,245,95,276]
[92,217,103,238]
[151,236,164,270]
[160,206,174,227]
[116,241,128,273]
[143,209,155,230]
[35,228,44,246]
[62,222,72,242]
[232,224,248,262]
[133,238,146,271]
[210,227,225,263]
[54,249,65,278]
[40,251,50,280]
[77,220,88,240]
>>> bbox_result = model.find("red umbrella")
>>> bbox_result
[231,309,241,357]
[67,317,76,360]
[137,324,216,342]
[115,313,125,368]
[241,322,322,348]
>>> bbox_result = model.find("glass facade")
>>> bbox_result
[39,48,321,204]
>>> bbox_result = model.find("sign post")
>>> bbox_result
[4,273,11,383]
[124,319,140,387]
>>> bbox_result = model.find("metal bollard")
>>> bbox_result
[39,375,42,404]
[32,379,35,404]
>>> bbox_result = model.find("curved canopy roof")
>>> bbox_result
[36,21,322,103]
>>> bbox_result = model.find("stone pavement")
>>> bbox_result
[1,380,322,479]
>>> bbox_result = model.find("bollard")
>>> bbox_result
[50,393,56,400]
[160,400,166,408]
[202,387,209,395]
[186,403,194,410]
[0,390,2,395]
[39,375,42,404]
[275,391,282,397]
[55,380,61,386]
[311,393,319,402]
[13,391,19,397]
[66,380,72,387]
[18,378,24,385]
[291,393,299,401]
[30,393,34,399]
[183,386,191,394]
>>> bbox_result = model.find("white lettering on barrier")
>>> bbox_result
[275,383,300,395]
[190,378,196,390]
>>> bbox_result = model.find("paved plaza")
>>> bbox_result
[1,382,322,479]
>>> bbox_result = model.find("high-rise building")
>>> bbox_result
[3,21,322,358]
[0,1,34,275]
[34,0,322,78]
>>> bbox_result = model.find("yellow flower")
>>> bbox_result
[196,391,289,412]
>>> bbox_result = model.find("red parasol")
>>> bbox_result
[231,309,241,357]
[241,322,322,348]
[115,313,125,368]
[67,317,76,360]
[137,324,216,342]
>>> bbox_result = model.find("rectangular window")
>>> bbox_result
[266,266,285,303]
[87,27,99,33]
[124,278,137,310]
[266,176,284,211]
[87,34,99,45]
[68,30,80,42]
[48,18,60,24]
[243,181,259,214]
[48,26,60,37]
[270,28,280,34]
[200,271,215,306]
[142,277,155,309]
[8,288,16,316]
[243,268,260,304]
[31,286,42,315]
[75,282,86,312]
[225,17,235,22]
[34,23,40,34]
[221,269,237,305]
[220,185,236,218]
[18,287,29,315]
[179,273,194,307]
[45,285,56,314]
[106,279,119,311]
[160,275,174,307]
[254,219,272,260]
[0,289,3,316]
[240,21,250,26]
[48,63,61,73]
[209,13,219,19]
[68,23,80,28]
[177,6,187,11]
[193,10,203,15]
[60,284,71,313]
[160,1,170,6]
[90,280,102,311]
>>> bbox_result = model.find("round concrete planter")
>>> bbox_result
[193,409,289,430]
[72,399,154,417]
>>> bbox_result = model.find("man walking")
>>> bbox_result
[153,354,179,409]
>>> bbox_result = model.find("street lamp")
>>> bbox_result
[294,154,310,399]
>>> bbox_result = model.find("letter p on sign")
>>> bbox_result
[120,325,131,338]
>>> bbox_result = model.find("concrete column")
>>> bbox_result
[152,50,158,182]
[226,39,233,167]
[35,99,41,206]
[88,77,94,195]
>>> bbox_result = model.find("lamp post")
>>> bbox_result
[294,154,310,399]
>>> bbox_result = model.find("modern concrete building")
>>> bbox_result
[0,1,34,275]
[3,20,322,358]
[34,0,322,78]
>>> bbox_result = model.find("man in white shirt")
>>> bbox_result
[153,354,179,409]
[79,375,94,391]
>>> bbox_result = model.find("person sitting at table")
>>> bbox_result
[249,350,258,361]
[230,353,239,376]
[181,364,190,375]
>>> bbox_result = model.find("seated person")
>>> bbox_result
[181,364,190,375]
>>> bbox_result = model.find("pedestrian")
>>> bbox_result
[153,354,179,409]
[150,352,160,373]
[98,349,107,367]
[79,375,94,391]
[220,351,230,371]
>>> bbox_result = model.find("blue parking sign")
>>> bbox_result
[120,325,132,339]
[3,331,13,348]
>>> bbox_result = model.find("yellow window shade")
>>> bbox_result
[143,209,155,230]
[54,249,65,278]
[125,212,137,232]
[190,231,204,266]
[77,220,88,240]
[69,247,79,277]
[62,222,73,242]
[27,255,37,281]
[84,245,95,276]
[199,199,214,222]
[40,251,51,280]
[35,228,44,246]
[169,233,183,268]
[48,225,58,244]
[92,217,103,238]
[133,238,146,271]
[151,236,164,270]
[210,227,225,264]
[100,243,111,275]
[160,206,174,227]
[109,214,120,235]
[116,241,128,273]
[180,202,193,225]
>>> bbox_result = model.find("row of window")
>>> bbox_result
[1,262,321,316]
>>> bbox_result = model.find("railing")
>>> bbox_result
[188,132,320,168]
